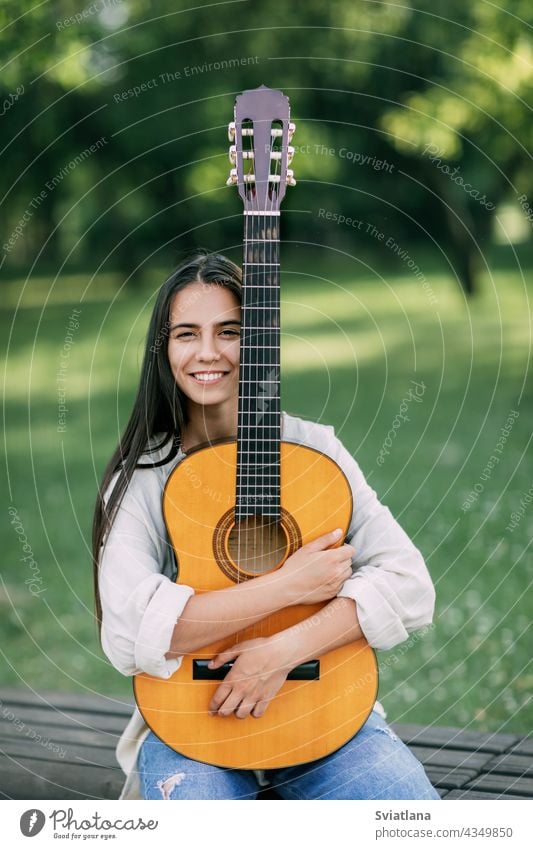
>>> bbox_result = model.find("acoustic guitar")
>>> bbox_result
[134,85,378,769]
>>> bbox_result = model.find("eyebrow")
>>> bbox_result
[169,319,242,332]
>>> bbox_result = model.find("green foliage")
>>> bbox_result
[1,2,531,294]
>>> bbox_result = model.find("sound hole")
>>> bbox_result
[227,516,288,576]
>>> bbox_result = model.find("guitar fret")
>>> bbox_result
[237,506,280,510]
[237,501,279,505]
[237,472,280,476]
[236,515,281,519]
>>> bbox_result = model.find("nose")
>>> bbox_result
[195,331,221,364]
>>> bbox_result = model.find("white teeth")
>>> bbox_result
[192,372,224,382]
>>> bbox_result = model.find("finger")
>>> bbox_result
[304,528,343,552]
[208,682,233,715]
[214,687,245,717]
[208,647,239,669]
[251,696,273,718]
[235,696,257,720]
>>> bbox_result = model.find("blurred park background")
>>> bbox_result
[2,1,532,734]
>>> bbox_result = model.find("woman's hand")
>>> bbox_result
[280,528,355,605]
[207,636,292,720]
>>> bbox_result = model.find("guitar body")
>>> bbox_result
[134,440,378,769]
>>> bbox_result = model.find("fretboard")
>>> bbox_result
[236,213,281,521]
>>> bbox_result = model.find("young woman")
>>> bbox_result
[93,251,440,801]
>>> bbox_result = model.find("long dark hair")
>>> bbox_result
[91,250,242,634]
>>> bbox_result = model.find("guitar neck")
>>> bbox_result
[236,212,281,521]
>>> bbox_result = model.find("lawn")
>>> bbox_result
[2,251,532,734]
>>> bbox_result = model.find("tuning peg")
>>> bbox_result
[228,121,236,142]
[288,122,296,142]
[230,146,255,163]
[226,168,238,186]
[287,169,296,187]
[270,147,294,163]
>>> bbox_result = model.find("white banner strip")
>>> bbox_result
[4,798,532,848]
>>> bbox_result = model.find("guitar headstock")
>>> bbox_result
[227,85,296,212]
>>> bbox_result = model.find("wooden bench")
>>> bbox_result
[1,687,531,800]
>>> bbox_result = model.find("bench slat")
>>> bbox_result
[424,766,478,790]
[1,738,119,768]
[392,723,520,754]
[0,720,120,750]
[0,704,131,734]
[0,687,133,717]
[510,738,533,756]
[445,789,527,800]
[465,774,533,797]
[484,753,533,778]
[408,745,491,772]
[0,757,124,800]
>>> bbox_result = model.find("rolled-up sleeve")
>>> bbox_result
[99,470,194,679]
[326,431,436,651]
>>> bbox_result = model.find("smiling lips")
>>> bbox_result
[190,371,228,384]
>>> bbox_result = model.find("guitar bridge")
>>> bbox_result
[192,659,320,681]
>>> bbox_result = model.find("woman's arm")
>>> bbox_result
[164,570,292,660]
[207,597,362,718]
[326,426,436,648]
[165,529,355,656]
[99,466,353,679]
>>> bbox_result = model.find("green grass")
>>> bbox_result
[2,256,532,734]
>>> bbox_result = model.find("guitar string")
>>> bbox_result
[268,118,280,642]
[261,117,279,649]
[262,120,272,642]
[260,117,271,643]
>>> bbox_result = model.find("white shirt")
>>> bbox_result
[99,412,435,799]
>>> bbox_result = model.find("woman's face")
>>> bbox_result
[167,281,241,411]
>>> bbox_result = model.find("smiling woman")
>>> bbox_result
[166,281,241,453]
[92,250,439,801]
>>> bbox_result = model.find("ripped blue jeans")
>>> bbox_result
[138,708,441,800]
